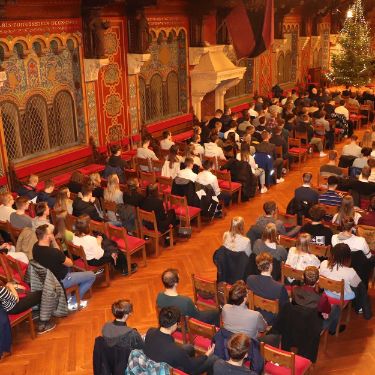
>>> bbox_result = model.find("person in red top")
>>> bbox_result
[358,195,375,227]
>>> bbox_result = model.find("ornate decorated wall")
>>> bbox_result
[0,19,85,170]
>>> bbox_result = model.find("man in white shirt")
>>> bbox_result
[334,100,349,120]
[204,134,226,161]
[352,147,372,169]
[0,193,15,222]
[176,158,197,182]
[342,135,362,157]
[196,159,221,196]
[160,130,175,150]
[136,135,159,161]
[248,102,258,119]
[223,121,240,142]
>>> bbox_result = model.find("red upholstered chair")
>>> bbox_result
[260,343,312,375]
[66,242,110,288]
[288,138,308,170]
[52,172,72,187]
[215,170,241,206]
[136,157,152,173]
[247,291,279,317]
[277,212,297,231]
[78,164,105,175]
[89,220,108,236]
[171,369,189,375]
[168,195,201,230]
[106,224,147,275]
[202,155,218,170]
[318,276,351,337]
[9,309,36,340]
[187,317,216,355]
[279,235,297,250]
[191,274,219,311]
[0,220,16,244]
[0,253,29,293]
[8,224,23,246]
[139,171,157,192]
[281,263,304,297]
[151,159,164,176]
[155,305,187,345]
[157,176,173,204]
[137,208,173,257]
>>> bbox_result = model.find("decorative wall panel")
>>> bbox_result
[255,49,273,96]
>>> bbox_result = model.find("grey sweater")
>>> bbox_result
[252,239,287,261]
[102,321,144,349]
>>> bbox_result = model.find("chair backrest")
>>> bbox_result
[279,235,297,249]
[247,290,279,314]
[136,157,152,172]
[65,213,77,231]
[313,123,326,134]
[89,219,107,236]
[202,155,218,170]
[139,171,157,186]
[9,224,23,244]
[275,145,283,159]
[151,159,164,173]
[294,129,308,142]
[157,176,173,189]
[288,137,302,148]
[168,194,189,222]
[318,276,344,306]
[0,220,13,242]
[277,212,297,227]
[319,203,338,217]
[215,170,231,185]
[137,207,158,234]
[281,263,304,284]
[106,224,129,250]
[66,242,88,269]
[191,274,219,309]
[187,317,216,344]
[309,243,330,258]
[357,225,375,251]
[160,149,169,159]
[260,343,295,375]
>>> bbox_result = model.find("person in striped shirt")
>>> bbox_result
[318,176,343,207]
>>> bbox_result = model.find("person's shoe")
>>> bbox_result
[94,268,104,276]
[68,302,78,311]
[328,324,346,335]
[79,300,88,310]
[319,152,327,157]
[0,352,11,361]
[260,186,268,194]
[276,178,284,184]
[356,308,363,314]
[38,321,56,335]
[214,210,224,218]
[121,263,138,276]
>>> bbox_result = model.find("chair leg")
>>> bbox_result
[142,245,147,267]
[335,309,343,337]
[127,253,131,276]
[155,237,160,257]
[104,264,110,287]
[28,312,36,339]
[345,302,351,324]
[237,189,241,204]
[169,228,174,248]
[197,214,201,230]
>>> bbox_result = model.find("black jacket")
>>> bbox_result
[72,197,103,222]
[67,181,82,194]
[17,184,38,200]
[37,191,56,208]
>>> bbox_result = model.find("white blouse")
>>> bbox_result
[73,235,104,261]
[286,247,320,270]
[222,232,251,256]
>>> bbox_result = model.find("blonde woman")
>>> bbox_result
[104,174,123,223]
[253,223,287,261]
[222,216,251,256]
[89,172,104,199]
[184,143,202,168]
[360,130,372,148]
[54,187,73,215]
[286,233,320,271]
[161,145,181,179]
[332,195,361,225]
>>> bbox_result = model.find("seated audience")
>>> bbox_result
[89,173,105,199]
[342,135,362,157]
[0,280,56,335]
[101,299,144,349]
[270,126,288,160]
[332,195,361,225]
[0,193,15,222]
[136,135,159,164]
[32,202,54,231]
[10,196,32,229]
[213,333,257,375]
[352,147,372,169]
[358,195,375,226]
[123,178,144,207]
[144,306,217,374]
[196,159,225,202]
[222,281,266,339]
[54,187,73,215]
[156,269,220,325]
[223,132,239,159]
[294,172,319,213]
[140,184,176,237]
[204,133,226,161]
[334,100,349,120]
[67,171,85,194]
[318,176,343,206]
[360,131,372,148]
[332,218,371,259]
[246,253,289,324]
[237,142,267,194]
[72,184,103,222]
[253,223,287,262]
[208,109,224,129]
[300,205,333,246]
[223,217,251,256]
[160,130,175,150]
[32,224,95,311]
[286,233,320,272]
[184,144,202,169]
[16,174,39,202]
[161,145,181,179]
[223,121,240,142]
[37,179,56,208]
[191,134,205,158]
[104,145,127,183]
[177,157,198,182]
[315,110,334,149]
[320,150,344,177]
[103,174,123,223]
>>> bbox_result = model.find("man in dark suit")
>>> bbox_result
[256,130,284,183]
[293,173,319,222]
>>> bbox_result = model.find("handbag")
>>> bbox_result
[177,226,192,239]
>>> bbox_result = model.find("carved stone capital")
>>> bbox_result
[127,53,151,75]
[84,58,109,82]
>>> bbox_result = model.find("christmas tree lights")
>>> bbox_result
[327,0,373,87]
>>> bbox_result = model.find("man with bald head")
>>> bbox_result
[156,268,220,325]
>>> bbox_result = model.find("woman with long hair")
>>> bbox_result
[89,172,104,199]
[67,171,85,194]
[360,130,372,148]
[237,142,267,193]
[123,178,144,208]
[332,195,362,225]
[161,144,181,179]
[54,187,73,214]
[184,143,202,168]
[286,232,320,271]
[222,216,251,256]
[103,174,123,223]
[253,223,287,261]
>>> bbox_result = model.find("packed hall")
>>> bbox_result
[0,0,374,374]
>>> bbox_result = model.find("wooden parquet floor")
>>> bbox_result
[2,129,375,375]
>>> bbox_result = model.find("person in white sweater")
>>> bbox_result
[222,216,251,256]
[160,130,175,150]
[103,174,123,223]
[204,133,226,162]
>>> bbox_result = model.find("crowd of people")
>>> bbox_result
[0,87,374,374]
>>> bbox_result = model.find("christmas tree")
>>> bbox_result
[329,0,373,87]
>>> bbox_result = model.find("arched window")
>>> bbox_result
[139,76,147,125]
[167,71,179,115]
[277,53,285,83]
[149,74,163,121]
[284,52,292,82]
[0,102,22,160]
[1,90,79,162]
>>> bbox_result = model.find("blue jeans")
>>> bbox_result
[61,271,96,303]
[323,304,341,332]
